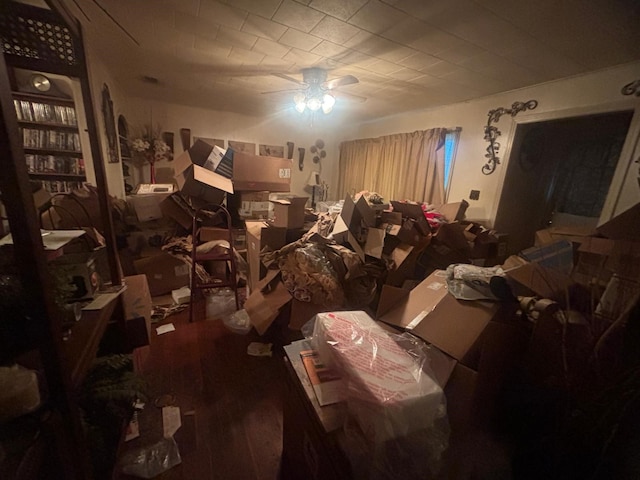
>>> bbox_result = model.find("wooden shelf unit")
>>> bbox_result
[0,2,124,479]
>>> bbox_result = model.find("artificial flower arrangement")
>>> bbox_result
[129,126,170,183]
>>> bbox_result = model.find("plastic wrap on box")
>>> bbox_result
[310,311,448,479]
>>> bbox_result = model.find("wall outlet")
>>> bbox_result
[470,190,480,200]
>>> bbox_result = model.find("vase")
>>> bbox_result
[149,162,156,184]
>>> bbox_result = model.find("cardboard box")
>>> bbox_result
[134,252,190,296]
[238,191,271,219]
[534,225,596,247]
[376,270,527,432]
[343,195,376,232]
[128,193,172,222]
[52,250,102,300]
[173,139,234,203]
[232,151,292,192]
[159,192,200,230]
[597,202,640,241]
[270,196,308,229]
[520,239,574,275]
[246,221,287,290]
[200,226,247,250]
[122,274,152,349]
[390,201,431,236]
[245,270,293,335]
[435,200,469,223]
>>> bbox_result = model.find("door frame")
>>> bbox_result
[491,100,640,228]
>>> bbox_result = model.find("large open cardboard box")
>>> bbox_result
[134,252,190,296]
[245,221,287,291]
[377,270,527,433]
[173,139,234,204]
[270,196,308,228]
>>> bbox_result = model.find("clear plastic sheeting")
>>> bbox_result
[205,288,237,320]
[310,311,449,479]
[119,436,181,478]
[445,263,506,301]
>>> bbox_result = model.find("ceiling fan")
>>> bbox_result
[263,67,367,113]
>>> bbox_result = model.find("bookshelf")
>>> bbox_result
[12,91,86,193]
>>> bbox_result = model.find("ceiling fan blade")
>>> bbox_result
[271,73,305,86]
[261,88,301,95]
[335,91,367,103]
[324,75,359,90]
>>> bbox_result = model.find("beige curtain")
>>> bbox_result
[337,129,446,204]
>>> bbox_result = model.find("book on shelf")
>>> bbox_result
[13,98,77,126]
[300,349,345,406]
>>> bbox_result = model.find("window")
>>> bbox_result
[444,128,460,196]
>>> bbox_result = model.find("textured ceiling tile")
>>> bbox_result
[311,40,350,58]
[380,16,429,45]
[193,36,233,57]
[436,42,486,64]
[347,0,409,34]
[175,12,220,41]
[252,37,292,58]
[386,67,424,81]
[273,0,326,33]
[311,15,361,44]
[410,74,448,88]
[260,55,296,70]
[218,0,283,18]
[217,26,259,50]
[392,0,469,23]
[421,61,465,78]
[409,28,468,55]
[160,0,200,16]
[309,0,368,21]
[378,45,418,63]
[279,28,323,51]
[199,0,247,30]
[229,46,266,65]
[332,49,379,68]
[365,59,404,75]
[242,14,288,41]
[397,51,441,70]
[282,47,323,66]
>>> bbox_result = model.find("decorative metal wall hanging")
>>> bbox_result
[482,100,538,175]
[298,147,305,171]
[621,80,640,97]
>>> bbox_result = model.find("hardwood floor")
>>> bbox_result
[120,300,300,480]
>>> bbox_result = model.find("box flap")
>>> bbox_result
[597,202,640,241]
[364,228,385,259]
[435,200,469,223]
[192,164,234,193]
[378,270,449,329]
[245,220,270,238]
[505,261,575,300]
[390,200,431,235]
[376,285,411,318]
[245,270,292,335]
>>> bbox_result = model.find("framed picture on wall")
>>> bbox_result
[162,132,174,161]
[228,140,255,154]
[101,84,119,163]
[259,144,284,158]
[195,137,225,148]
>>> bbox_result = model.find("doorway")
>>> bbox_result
[494,110,634,255]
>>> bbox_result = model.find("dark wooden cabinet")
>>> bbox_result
[282,340,351,480]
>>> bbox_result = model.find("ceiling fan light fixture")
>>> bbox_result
[307,96,322,111]
[322,93,335,113]
[293,92,306,112]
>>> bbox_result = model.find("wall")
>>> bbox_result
[341,61,640,226]
[117,97,343,201]
[85,53,130,199]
